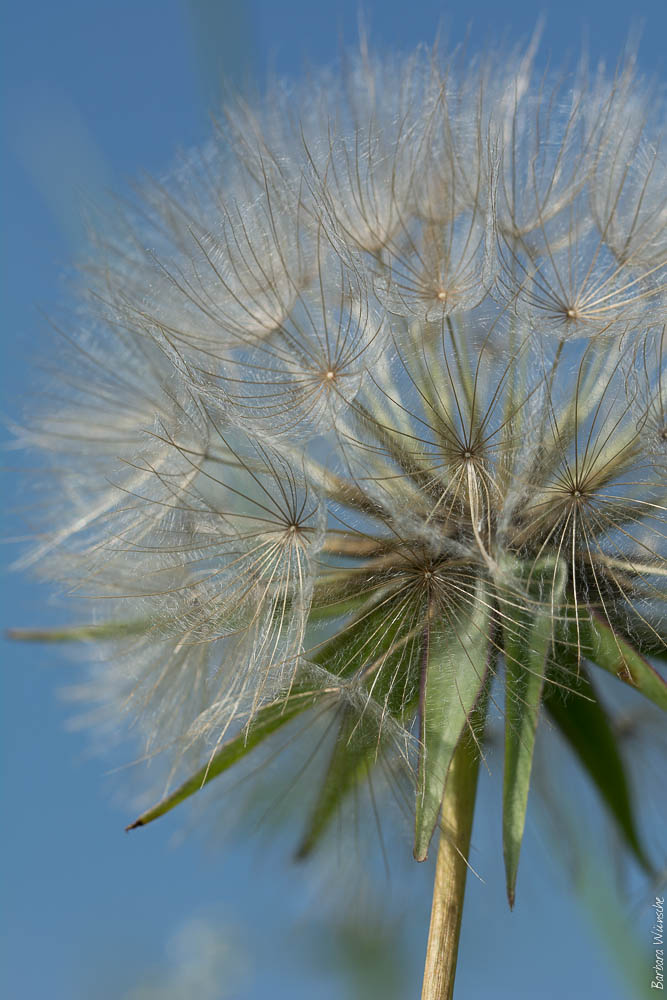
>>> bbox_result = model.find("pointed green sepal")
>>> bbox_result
[126,685,324,830]
[502,557,568,907]
[414,578,491,862]
[580,612,667,712]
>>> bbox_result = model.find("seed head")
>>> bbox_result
[16,38,667,886]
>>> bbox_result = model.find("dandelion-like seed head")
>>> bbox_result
[16,36,666,948]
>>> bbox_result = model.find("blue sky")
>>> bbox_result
[2,2,665,998]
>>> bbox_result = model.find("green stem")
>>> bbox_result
[420,731,481,1000]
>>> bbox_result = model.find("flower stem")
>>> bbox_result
[420,731,481,1000]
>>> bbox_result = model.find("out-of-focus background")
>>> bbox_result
[2,2,665,997]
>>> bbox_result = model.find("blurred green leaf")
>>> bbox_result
[295,704,381,859]
[543,662,652,873]
[8,621,149,642]
[295,591,426,855]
